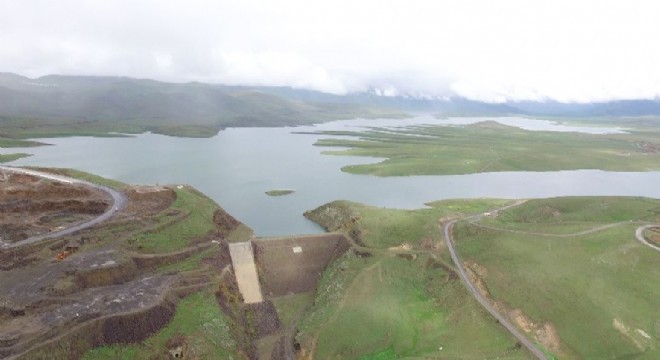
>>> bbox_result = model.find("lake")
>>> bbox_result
[4,115,659,236]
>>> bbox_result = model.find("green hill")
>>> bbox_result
[0,73,400,138]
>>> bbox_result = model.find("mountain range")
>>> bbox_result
[1,72,659,137]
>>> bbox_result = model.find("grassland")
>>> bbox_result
[453,197,660,359]
[0,138,46,163]
[0,153,31,163]
[0,116,169,140]
[0,138,49,147]
[272,292,315,329]
[83,290,241,360]
[129,187,220,253]
[313,121,660,176]
[549,115,660,130]
[297,199,533,359]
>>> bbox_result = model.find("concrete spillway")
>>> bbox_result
[228,241,263,304]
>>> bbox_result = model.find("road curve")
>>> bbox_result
[443,219,549,360]
[0,166,126,249]
[635,225,660,252]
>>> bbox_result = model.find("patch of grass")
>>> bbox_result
[476,196,660,234]
[83,290,240,360]
[35,167,128,189]
[227,224,254,243]
[548,115,660,130]
[454,197,660,359]
[131,188,219,253]
[0,118,145,139]
[256,335,281,360]
[497,196,660,223]
[157,247,219,273]
[0,152,31,163]
[298,200,532,359]
[149,124,220,138]
[0,138,48,147]
[265,189,295,196]
[313,122,660,176]
[272,292,315,328]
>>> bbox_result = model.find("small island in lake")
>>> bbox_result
[265,189,295,196]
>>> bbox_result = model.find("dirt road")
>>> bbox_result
[442,200,549,360]
[635,225,660,252]
[0,166,126,249]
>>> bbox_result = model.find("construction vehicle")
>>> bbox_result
[54,245,79,261]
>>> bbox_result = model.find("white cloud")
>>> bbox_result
[220,51,347,94]
[1,0,659,102]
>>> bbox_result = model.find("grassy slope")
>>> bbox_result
[129,187,219,253]
[83,290,241,360]
[454,197,660,359]
[314,122,660,176]
[298,199,532,359]
[272,292,315,330]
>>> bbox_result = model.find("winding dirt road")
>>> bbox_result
[441,200,549,359]
[635,225,660,252]
[0,166,126,249]
[443,219,549,360]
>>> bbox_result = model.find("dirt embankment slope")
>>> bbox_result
[0,169,252,360]
[0,169,111,244]
[254,234,349,297]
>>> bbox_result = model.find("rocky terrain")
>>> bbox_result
[0,168,252,359]
[0,170,110,246]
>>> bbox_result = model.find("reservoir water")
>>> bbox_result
[4,115,659,236]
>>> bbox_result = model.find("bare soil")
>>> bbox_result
[0,171,244,359]
[647,227,660,245]
[0,169,111,244]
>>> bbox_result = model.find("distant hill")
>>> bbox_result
[508,99,660,117]
[224,85,523,115]
[0,73,400,138]
[1,72,660,138]
[228,84,660,117]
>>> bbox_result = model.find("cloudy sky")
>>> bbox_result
[1,0,659,102]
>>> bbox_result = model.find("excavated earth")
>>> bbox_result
[0,170,239,359]
[0,170,111,244]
